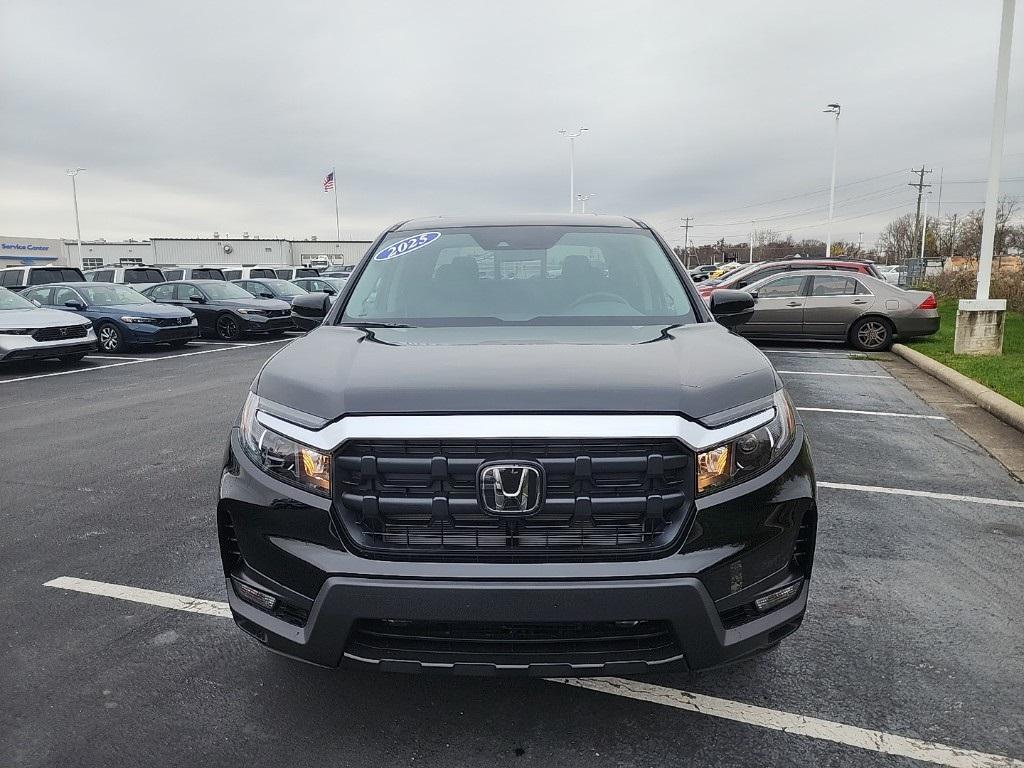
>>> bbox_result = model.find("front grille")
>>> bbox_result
[150,316,191,327]
[269,309,290,318]
[32,324,88,342]
[346,619,682,666]
[334,438,693,562]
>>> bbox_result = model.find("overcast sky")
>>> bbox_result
[1,0,1022,247]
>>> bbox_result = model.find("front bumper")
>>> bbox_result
[0,333,97,362]
[124,321,199,345]
[219,426,816,675]
[240,315,294,333]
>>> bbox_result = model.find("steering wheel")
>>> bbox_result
[568,292,632,309]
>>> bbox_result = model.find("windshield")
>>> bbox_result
[0,286,35,310]
[341,226,695,326]
[78,285,151,306]
[261,279,306,297]
[200,282,257,300]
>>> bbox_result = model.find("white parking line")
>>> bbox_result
[818,481,1024,509]
[552,678,1024,768]
[777,370,890,379]
[762,349,855,357]
[798,406,946,420]
[0,338,290,386]
[85,355,147,362]
[43,577,230,617]
[41,576,1024,768]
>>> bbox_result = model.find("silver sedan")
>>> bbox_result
[0,286,98,363]
[732,270,939,351]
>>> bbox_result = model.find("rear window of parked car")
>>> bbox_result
[191,269,225,280]
[0,270,23,287]
[124,269,164,283]
[29,268,85,284]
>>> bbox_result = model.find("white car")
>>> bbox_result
[0,286,97,364]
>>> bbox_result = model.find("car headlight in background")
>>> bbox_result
[119,316,152,324]
[238,392,331,496]
[696,389,797,495]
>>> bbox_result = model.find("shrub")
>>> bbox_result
[918,269,1024,312]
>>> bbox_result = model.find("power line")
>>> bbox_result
[690,184,909,228]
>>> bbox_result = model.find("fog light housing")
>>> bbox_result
[232,579,278,613]
[754,579,803,613]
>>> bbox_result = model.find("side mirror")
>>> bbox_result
[260,292,274,299]
[323,288,336,296]
[190,294,206,304]
[709,289,755,328]
[64,300,86,310]
[291,291,331,331]
[748,290,759,299]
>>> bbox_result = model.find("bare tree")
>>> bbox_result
[955,196,1020,258]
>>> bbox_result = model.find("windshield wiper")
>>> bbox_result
[339,321,413,329]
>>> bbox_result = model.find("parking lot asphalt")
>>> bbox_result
[2,338,1022,768]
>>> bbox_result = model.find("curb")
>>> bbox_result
[891,343,1024,434]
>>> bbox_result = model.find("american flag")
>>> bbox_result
[322,171,335,192]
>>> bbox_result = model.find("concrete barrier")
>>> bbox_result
[892,343,1024,434]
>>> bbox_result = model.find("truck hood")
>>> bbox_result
[255,323,779,424]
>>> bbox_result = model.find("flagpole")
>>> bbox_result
[332,167,341,242]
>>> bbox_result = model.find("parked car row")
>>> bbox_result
[0,268,346,364]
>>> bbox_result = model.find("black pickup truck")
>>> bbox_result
[218,214,817,676]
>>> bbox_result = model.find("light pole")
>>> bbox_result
[66,168,86,265]
[955,0,1015,355]
[558,127,588,213]
[823,103,841,259]
[576,193,594,213]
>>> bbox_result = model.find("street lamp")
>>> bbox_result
[558,127,588,213]
[823,103,841,258]
[66,168,86,266]
[576,193,595,213]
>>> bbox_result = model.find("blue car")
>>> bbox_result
[21,282,198,353]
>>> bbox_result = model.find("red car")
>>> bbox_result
[697,259,883,299]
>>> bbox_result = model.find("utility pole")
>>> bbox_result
[680,217,692,267]
[909,166,932,260]
[947,213,958,267]
[748,220,755,263]
[857,231,864,255]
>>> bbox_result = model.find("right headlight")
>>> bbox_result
[696,389,797,495]
[238,392,331,497]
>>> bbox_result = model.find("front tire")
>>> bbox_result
[849,316,894,352]
[215,313,243,341]
[97,322,125,353]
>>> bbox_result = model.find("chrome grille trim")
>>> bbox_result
[254,408,776,453]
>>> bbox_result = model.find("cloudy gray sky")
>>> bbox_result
[2,0,1022,247]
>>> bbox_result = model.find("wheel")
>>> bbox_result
[167,339,191,349]
[96,322,124,353]
[849,316,894,352]
[57,352,88,364]
[215,313,243,341]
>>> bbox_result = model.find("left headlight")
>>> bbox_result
[119,316,152,324]
[238,309,267,316]
[696,389,797,495]
[238,392,331,496]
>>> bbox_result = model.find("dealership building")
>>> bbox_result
[1,235,372,271]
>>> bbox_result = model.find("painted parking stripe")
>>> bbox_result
[0,338,290,386]
[776,370,890,379]
[797,406,946,420]
[552,678,1024,768]
[43,577,230,617]
[84,355,147,362]
[818,481,1024,509]
[41,576,1024,768]
[762,349,857,357]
